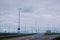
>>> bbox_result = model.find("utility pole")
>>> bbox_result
[25,25,26,33]
[35,19,37,33]
[18,8,21,33]
[46,24,51,33]
[47,24,49,30]
[8,24,10,33]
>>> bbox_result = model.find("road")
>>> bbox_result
[2,34,60,40]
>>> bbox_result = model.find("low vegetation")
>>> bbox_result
[44,33,60,35]
[0,33,36,39]
[53,36,60,40]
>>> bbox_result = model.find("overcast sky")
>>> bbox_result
[0,0,60,33]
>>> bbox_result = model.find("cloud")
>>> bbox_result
[21,7,34,13]
[0,0,60,33]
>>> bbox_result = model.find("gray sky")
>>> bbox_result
[0,0,60,33]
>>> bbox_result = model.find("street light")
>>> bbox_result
[17,8,21,33]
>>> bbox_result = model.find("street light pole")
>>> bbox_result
[18,8,21,33]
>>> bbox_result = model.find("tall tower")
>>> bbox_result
[18,8,21,33]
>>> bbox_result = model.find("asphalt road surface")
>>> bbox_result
[2,34,60,40]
